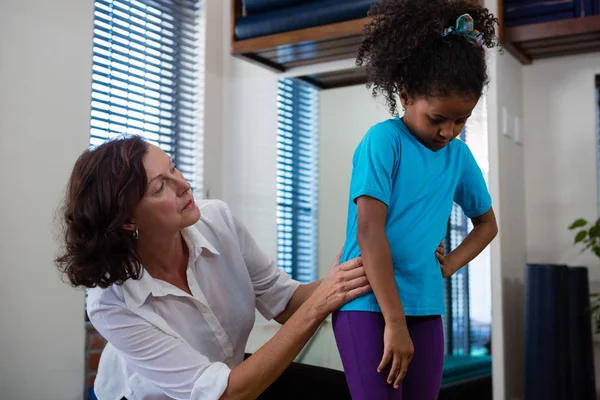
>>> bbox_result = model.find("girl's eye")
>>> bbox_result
[429,117,443,124]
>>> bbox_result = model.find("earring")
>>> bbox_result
[402,106,406,112]
[133,228,139,240]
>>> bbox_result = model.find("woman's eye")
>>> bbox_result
[171,164,177,173]
[156,181,165,193]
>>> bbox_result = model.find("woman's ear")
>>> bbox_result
[123,223,136,232]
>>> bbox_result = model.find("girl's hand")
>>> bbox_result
[310,252,371,319]
[378,321,414,389]
[436,242,455,278]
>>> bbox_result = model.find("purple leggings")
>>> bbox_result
[333,311,444,400]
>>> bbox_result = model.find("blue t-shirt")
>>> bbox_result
[339,117,492,315]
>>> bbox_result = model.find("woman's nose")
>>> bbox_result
[176,177,192,196]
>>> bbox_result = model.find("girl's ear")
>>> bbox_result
[400,89,410,109]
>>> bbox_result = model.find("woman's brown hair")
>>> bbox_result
[56,136,149,288]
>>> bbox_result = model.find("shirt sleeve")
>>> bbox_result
[349,122,400,207]
[454,146,492,218]
[232,215,301,320]
[88,298,231,400]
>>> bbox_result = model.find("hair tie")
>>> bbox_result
[442,13,485,47]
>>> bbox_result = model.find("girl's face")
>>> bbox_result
[400,91,479,151]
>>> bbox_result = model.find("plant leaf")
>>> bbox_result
[594,246,600,259]
[575,230,587,243]
[569,219,588,230]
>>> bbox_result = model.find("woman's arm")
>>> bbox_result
[438,207,498,277]
[222,257,369,400]
[273,280,321,324]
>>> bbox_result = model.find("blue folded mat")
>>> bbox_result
[235,0,377,40]
[505,11,575,26]
[243,0,307,15]
[505,0,574,18]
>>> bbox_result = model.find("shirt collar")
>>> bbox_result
[120,225,220,309]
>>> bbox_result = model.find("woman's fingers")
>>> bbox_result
[338,256,363,271]
[334,249,342,265]
[340,265,366,281]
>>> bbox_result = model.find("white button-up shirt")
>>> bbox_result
[87,200,300,400]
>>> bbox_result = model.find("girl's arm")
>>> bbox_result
[438,207,498,277]
[356,195,413,389]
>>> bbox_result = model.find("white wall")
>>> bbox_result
[484,1,528,398]
[523,52,600,393]
[497,51,527,400]
[523,53,600,279]
[318,85,392,278]
[0,1,92,399]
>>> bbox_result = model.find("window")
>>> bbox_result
[276,79,320,283]
[86,0,203,394]
[90,0,203,192]
[443,96,491,356]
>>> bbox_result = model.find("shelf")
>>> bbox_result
[503,15,600,64]
[298,66,367,89]
[231,17,371,72]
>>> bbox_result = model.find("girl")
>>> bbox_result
[332,1,499,399]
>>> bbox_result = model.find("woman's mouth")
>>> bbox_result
[182,198,195,211]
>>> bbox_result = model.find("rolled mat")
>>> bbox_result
[524,263,570,400]
[567,266,596,400]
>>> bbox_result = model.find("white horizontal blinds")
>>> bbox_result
[276,79,319,283]
[90,0,201,190]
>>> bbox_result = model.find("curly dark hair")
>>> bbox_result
[55,136,149,288]
[357,0,499,115]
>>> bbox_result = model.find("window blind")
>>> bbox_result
[443,97,492,356]
[276,79,319,283]
[90,0,202,191]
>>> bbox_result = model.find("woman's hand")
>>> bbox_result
[378,321,414,389]
[309,252,371,319]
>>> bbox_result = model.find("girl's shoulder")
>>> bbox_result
[362,117,405,145]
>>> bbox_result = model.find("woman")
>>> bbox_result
[56,136,370,400]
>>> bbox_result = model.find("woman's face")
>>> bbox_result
[132,144,200,238]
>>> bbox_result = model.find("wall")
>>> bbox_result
[497,50,527,400]
[483,3,528,400]
[523,53,600,279]
[318,85,392,278]
[0,0,92,399]
[523,52,600,393]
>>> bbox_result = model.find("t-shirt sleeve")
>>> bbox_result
[454,146,492,218]
[349,122,400,207]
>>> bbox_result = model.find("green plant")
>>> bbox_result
[569,218,600,334]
